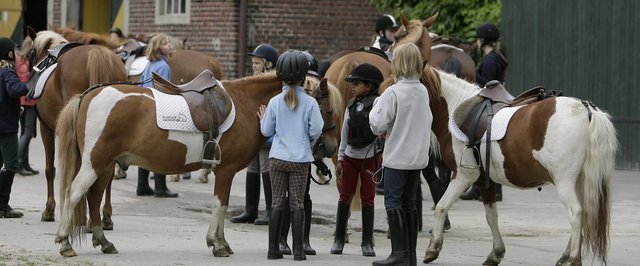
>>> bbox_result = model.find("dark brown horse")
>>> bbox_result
[430,34,476,82]
[52,73,342,257]
[31,31,127,226]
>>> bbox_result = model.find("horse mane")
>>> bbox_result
[394,19,424,48]
[34,31,68,57]
[305,76,344,120]
[53,27,122,49]
[422,65,442,99]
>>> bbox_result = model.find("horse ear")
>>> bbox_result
[399,12,410,27]
[26,26,37,41]
[320,78,328,91]
[423,12,439,28]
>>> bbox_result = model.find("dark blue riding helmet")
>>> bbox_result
[248,43,278,67]
[302,51,319,77]
[0,37,16,61]
[476,23,500,42]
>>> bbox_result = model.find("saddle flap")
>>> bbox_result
[48,42,83,59]
[357,46,389,61]
[478,81,514,104]
[152,69,218,94]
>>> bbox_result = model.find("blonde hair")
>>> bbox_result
[146,33,170,61]
[17,37,33,58]
[283,81,299,110]
[391,43,423,80]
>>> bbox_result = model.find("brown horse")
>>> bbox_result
[420,67,617,265]
[430,34,476,82]
[53,73,342,257]
[31,31,128,226]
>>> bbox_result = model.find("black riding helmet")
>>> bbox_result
[302,50,319,77]
[476,23,500,42]
[0,37,16,61]
[109,28,124,38]
[345,63,384,87]
[248,43,278,68]
[276,50,309,84]
[375,14,399,33]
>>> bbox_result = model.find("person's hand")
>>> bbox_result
[256,104,267,120]
[335,161,343,180]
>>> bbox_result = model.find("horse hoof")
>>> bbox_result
[482,259,500,266]
[101,242,118,254]
[423,250,439,263]
[225,245,234,255]
[60,248,77,257]
[168,175,180,182]
[197,176,208,183]
[212,247,230,257]
[102,220,114,231]
[41,211,55,222]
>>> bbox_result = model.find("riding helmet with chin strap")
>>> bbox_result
[276,50,309,84]
[476,23,500,42]
[302,50,319,77]
[345,63,384,87]
[375,14,399,33]
[248,43,279,68]
[0,37,16,61]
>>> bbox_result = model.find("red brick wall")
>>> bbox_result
[53,0,380,79]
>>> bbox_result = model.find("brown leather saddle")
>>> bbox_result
[152,69,232,138]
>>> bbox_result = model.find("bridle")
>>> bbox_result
[311,86,337,159]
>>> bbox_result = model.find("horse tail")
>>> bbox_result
[581,107,618,263]
[56,95,87,243]
[87,46,127,86]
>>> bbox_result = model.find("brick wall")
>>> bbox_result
[53,0,380,79]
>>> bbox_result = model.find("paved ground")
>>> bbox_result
[1,137,639,266]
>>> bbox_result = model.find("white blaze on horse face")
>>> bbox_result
[167,131,204,165]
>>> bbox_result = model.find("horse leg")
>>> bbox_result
[554,180,583,266]
[102,178,114,230]
[40,127,56,222]
[424,176,471,263]
[89,171,118,254]
[478,184,505,265]
[206,167,233,257]
[197,168,210,183]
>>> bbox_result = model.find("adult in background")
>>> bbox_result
[258,50,323,261]
[0,37,29,218]
[369,43,432,266]
[15,37,39,176]
[460,22,508,201]
[231,43,278,225]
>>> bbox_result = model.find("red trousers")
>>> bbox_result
[338,155,380,207]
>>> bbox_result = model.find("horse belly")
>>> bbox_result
[167,130,205,165]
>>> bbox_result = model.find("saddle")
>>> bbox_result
[152,69,232,137]
[116,40,146,74]
[357,46,389,61]
[27,42,84,99]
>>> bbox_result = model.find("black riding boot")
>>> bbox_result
[231,172,260,223]
[291,208,306,261]
[330,202,349,254]
[267,207,284,259]
[428,178,451,233]
[303,199,316,255]
[496,184,503,201]
[406,209,418,266]
[0,170,23,218]
[460,185,481,200]
[361,205,376,257]
[416,185,423,231]
[16,135,34,176]
[254,172,272,225]
[136,168,154,196]
[372,208,408,266]
[279,201,292,255]
[154,174,178,198]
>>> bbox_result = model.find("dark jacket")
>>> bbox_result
[0,67,28,134]
[476,51,508,87]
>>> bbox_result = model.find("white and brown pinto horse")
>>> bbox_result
[422,68,617,265]
[53,73,342,257]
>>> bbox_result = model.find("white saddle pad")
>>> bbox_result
[32,63,57,99]
[129,57,149,76]
[150,88,236,134]
[449,105,524,143]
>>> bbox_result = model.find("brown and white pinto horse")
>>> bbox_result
[31,31,128,225]
[53,73,342,257]
[421,67,617,265]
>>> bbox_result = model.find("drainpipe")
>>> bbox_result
[238,0,247,78]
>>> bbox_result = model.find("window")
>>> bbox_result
[155,0,190,24]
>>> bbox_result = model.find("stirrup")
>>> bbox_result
[459,145,481,169]
[201,139,221,166]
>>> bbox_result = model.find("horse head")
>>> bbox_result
[393,12,439,64]
[307,77,343,159]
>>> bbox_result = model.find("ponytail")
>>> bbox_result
[284,83,298,110]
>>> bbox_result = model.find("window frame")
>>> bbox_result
[155,0,190,24]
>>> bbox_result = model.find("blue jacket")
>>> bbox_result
[140,56,170,87]
[0,67,28,134]
[260,85,324,163]
[476,51,508,87]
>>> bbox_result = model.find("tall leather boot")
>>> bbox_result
[291,208,306,261]
[279,201,292,255]
[302,199,316,255]
[136,168,154,196]
[372,208,408,266]
[361,205,376,257]
[15,135,34,176]
[154,174,178,198]
[330,202,349,254]
[0,170,23,218]
[428,178,451,232]
[267,207,284,259]
[406,209,418,266]
[21,140,38,175]
[460,185,481,200]
[416,185,423,231]
[254,172,272,225]
[496,184,503,202]
[231,172,260,223]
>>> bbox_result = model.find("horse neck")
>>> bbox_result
[227,74,282,104]
[437,70,478,117]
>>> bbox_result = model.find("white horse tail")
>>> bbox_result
[56,95,87,243]
[581,107,618,263]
